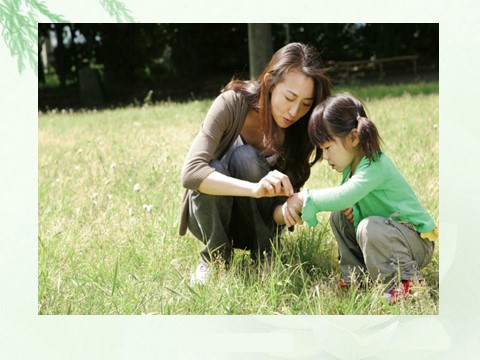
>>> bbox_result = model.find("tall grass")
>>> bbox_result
[38,81,439,315]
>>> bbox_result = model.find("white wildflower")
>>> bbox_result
[76,148,83,155]
[143,204,153,212]
[133,183,140,192]
[110,162,117,170]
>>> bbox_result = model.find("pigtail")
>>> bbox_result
[356,115,382,161]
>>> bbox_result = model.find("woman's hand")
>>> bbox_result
[252,170,294,198]
[282,192,305,228]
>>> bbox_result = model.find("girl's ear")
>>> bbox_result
[350,129,360,147]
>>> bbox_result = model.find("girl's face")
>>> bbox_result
[270,70,315,129]
[320,132,362,173]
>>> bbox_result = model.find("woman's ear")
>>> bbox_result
[264,73,275,91]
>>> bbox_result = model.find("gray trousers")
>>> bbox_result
[329,211,434,289]
[188,145,285,264]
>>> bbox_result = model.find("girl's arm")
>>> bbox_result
[301,159,384,226]
[271,198,304,227]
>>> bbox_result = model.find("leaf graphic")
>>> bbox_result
[100,0,135,22]
[0,0,68,74]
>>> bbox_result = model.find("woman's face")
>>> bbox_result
[270,70,315,129]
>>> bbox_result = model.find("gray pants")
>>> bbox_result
[188,145,285,264]
[329,211,434,289]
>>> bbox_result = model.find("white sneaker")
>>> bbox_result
[190,263,211,285]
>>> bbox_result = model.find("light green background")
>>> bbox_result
[1,1,479,358]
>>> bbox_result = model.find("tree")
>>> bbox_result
[248,24,273,79]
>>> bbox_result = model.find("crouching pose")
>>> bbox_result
[286,92,438,301]
[179,43,332,284]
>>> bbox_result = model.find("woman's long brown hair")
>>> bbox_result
[222,42,332,190]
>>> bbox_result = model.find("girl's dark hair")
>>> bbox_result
[309,92,382,161]
[222,42,332,190]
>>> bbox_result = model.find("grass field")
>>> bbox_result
[38,81,439,315]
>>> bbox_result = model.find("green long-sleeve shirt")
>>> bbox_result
[302,153,436,234]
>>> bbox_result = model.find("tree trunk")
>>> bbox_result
[248,24,273,80]
[38,41,45,84]
[54,25,67,88]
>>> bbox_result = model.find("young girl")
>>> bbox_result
[286,92,438,301]
[180,43,331,284]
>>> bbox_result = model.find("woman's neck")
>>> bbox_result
[242,110,284,155]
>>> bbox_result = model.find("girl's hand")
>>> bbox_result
[252,170,294,198]
[342,206,354,223]
[282,192,305,228]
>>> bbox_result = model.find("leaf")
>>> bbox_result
[26,0,69,23]
[111,256,120,295]
[100,0,135,22]
[17,55,25,73]
[164,286,190,301]
[1,0,68,75]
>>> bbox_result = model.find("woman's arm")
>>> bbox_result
[198,169,294,198]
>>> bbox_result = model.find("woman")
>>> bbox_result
[179,42,332,284]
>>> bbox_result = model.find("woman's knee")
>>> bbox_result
[228,145,270,182]
[209,159,230,176]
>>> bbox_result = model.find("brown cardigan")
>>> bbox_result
[179,90,250,235]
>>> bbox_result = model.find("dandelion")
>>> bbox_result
[133,183,140,192]
[76,148,83,155]
[433,124,438,129]
[92,192,98,200]
[128,208,134,217]
[107,194,112,200]
[143,204,153,212]
[110,162,117,170]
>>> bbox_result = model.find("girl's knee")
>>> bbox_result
[356,216,388,244]
[357,216,386,231]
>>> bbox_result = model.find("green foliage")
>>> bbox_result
[0,0,136,75]
[37,23,438,93]
[0,0,67,74]
[100,0,135,22]
[38,84,439,315]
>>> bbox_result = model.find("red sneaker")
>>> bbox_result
[338,279,350,289]
[384,280,413,302]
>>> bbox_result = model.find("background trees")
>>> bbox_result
[38,23,438,109]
